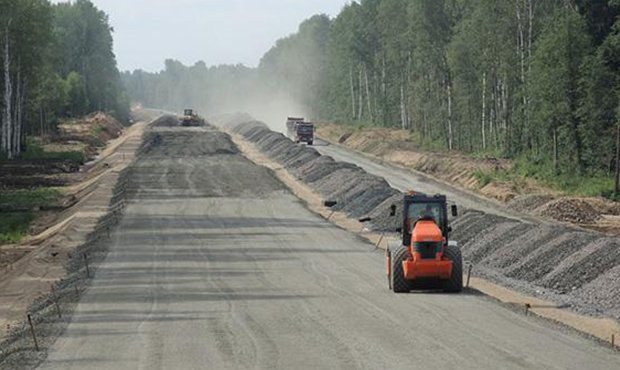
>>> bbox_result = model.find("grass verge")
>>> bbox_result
[0,188,62,243]
[21,141,85,163]
[0,212,35,243]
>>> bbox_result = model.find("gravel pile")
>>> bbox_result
[576,265,620,318]
[508,194,555,213]
[534,198,602,224]
[225,118,620,320]
[151,115,180,127]
[229,121,397,219]
[451,207,620,318]
[142,131,239,157]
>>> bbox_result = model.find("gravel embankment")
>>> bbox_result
[225,118,620,321]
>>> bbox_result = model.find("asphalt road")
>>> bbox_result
[39,127,619,369]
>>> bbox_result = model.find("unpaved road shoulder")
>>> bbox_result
[0,121,145,341]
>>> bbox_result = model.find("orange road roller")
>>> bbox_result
[386,192,463,293]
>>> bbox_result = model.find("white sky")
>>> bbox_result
[52,0,350,72]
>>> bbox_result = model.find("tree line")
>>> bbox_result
[0,0,128,159]
[124,0,620,191]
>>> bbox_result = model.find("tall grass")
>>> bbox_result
[0,212,35,243]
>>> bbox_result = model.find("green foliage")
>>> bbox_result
[0,212,35,243]
[0,0,129,159]
[473,170,493,188]
[0,188,61,208]
[64,71,89,115]
[529,8,592,173]
[120,0,620,197]
[21,141,85,163]
[52,0,128,121]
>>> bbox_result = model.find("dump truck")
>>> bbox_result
[286,117,314,145]
[286,117,304,138]
[180,109,205,127]
[386,192,462,293]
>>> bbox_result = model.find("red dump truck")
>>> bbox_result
[286,117,314,145]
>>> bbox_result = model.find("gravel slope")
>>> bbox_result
[224,119,620,321]
[36,126,619,369]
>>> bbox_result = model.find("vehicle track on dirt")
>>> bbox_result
[37,126,619,369]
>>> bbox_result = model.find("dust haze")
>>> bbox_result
[122,15,328,133]
[206,87,310,133]
[233,94,308,133]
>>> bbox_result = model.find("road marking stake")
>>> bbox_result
[27,314,39,351]
[612,334,615,348]
[84,254,90,278]
[375,232,385,249]
[54,300,62,319]
[466,264,473,288]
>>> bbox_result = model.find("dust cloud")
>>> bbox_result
[233,94,309,133]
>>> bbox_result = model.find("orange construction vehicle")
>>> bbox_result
[180,109,205,127]
[386,192,462,293]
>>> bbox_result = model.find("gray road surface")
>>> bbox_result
[313,140,539,222]
[39,128,619,369]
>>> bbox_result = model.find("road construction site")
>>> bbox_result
[227,117,620,324]
[0,115,612,369]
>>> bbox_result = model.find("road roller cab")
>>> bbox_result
[387,192,463,293]
[180,109,204,127]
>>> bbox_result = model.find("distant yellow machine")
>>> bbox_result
[179,109,205,127]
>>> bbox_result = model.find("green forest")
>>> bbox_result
[124,0,620,196]
[0,0,128,160]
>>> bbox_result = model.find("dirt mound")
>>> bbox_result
[508,194,555,213]
[142,131,239,157]
[582,197,620,216]
[51,112,126,161]
[58,112,124,142]
[534,198,602,224]
[151,115,180,127]
[130,129,284,200]
[229,121,398,219]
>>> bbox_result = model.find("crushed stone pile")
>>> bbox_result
[225,117,620,320]
[229,120,398,218]
[534,198,602,224]
[151,115,180,127]
[451,209,620,319]
[508,194,555,213]
[141,131,238,157]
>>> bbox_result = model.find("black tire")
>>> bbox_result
[308,141,313,146]
[391,245,410,293]
[386,247,392,290]
[443,243,463,293]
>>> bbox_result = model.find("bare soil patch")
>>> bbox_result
[0,118,146,343]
